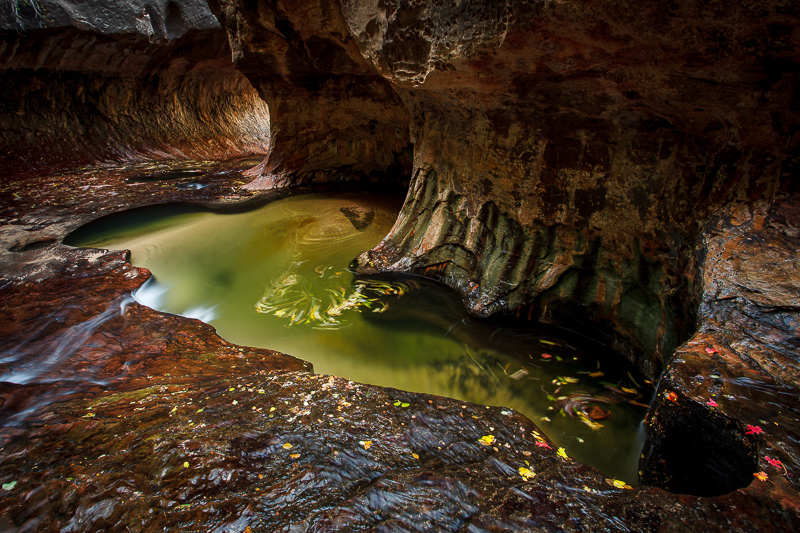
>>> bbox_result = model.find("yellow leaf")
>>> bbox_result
[621,387,637,394]
[282,443,293,450]
[754,471,768,481]
[607,478,633,489]
[557,447,569,460]
[479,435,496,446]
[588,371,604,378]
[183,461,189,468]
[360,440,373,450]
[290,453,300,459]
[562,377,579,384]
[412,453,419,459]
[518,467,536,480]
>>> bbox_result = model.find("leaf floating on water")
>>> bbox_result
[541,353,553,359]
[479,435,496,446]
[754,471,768,481]
[557,447,569,460]
[578,414,604,431]
[2,481,17,490]
[606,478,633,489]
[509,368,529,380]
[539,340,560,346]
[621,387,637,394]
[518,467,536,480]
[588,371,604,378]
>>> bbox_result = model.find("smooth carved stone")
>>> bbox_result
[0,0,270,179]
[212,0,799,380]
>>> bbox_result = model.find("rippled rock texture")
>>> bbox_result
[0,0,271,178]
[215,0,799,375]
[2,0,800,530]
[207,0,800,527]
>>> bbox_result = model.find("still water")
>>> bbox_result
[66,190,652,483]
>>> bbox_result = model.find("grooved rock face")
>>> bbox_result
[214,0,799,375]
[0,0,271,178]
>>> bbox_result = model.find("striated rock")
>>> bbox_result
[0,0,271,178]
[0,150,797,531]
[212,0,413,187]
[1,0,799,530]
[214,0,800,380]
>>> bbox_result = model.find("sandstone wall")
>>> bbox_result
[212,0,799,377]
[0,0,271,177]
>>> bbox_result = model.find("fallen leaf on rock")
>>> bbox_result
[518,467,536,480]
[557,447,569,460]
[282,443,293,450]
[183,462,189,468]
[290,453,300,459]
[665,391,678,403]
[535,441,551,449]
[706,399,719,408]
[359,440,373,450]
[754,471,768,481]
[765,456,786,474]
[588,371,604,378]
[479,435,496,446]
[2,481,17,490]
[412,453,419,459]
[705,347,718,354]
[746,425,763,435]
[541,353,553,359]
[606,478,632,489]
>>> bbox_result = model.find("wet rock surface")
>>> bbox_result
[0,163,798,531]
[1,0,799,531]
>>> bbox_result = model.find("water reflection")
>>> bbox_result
[65,191,653,483]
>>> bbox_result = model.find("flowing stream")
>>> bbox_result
[66,189,653,484]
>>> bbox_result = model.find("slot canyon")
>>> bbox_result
[0,0,799,530]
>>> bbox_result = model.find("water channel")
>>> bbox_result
[65,186,653,484]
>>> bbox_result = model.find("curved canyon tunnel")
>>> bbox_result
[1,0,799,530]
